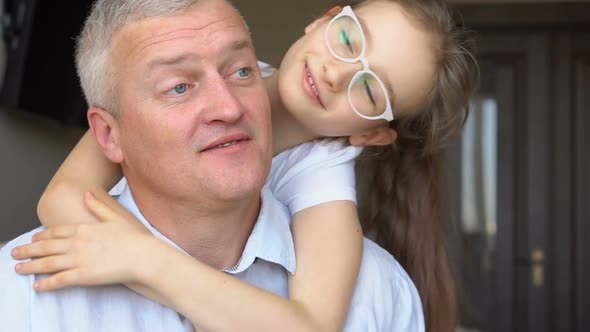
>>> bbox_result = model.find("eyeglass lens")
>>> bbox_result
[327,15,388,118]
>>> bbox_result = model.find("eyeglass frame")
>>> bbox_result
[325,5,394,122]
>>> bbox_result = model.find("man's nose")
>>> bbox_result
[200,73,245,124]
[322,59,361,92]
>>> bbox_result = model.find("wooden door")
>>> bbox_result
[449,4,590,332]
[573,31,590,332]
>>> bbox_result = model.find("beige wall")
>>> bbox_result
[232,0,332,67]
[0,110,83,242]
[232,0,590,67]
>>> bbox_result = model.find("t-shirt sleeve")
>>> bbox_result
[266,138,363,215]
[0,235,35,331]
[257,61,276,78]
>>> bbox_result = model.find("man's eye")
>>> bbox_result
[231,67,251,79]
[167,83,189,95]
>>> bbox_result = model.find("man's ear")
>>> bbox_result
[87,107,124,163]
[349,126,398,147]
[304,6,342,34]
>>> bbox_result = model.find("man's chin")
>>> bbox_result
[212,181,265,202]
[200,168,265,197]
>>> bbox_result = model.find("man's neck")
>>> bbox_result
[127,185,261,271]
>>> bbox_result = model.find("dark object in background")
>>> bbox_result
[0,0,94,127]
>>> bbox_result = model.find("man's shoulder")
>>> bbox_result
[356,238,418,299]
[1,227,43,265]
[344,238,425,331]
[0,228,192,331]
[359,238,410,283]
[0,227,40,294]
[0,228,40,331]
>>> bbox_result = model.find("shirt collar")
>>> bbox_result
[116,184,296,275]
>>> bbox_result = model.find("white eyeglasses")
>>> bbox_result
[325,5,394,122]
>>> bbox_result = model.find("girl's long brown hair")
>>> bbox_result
[342,1,480,331]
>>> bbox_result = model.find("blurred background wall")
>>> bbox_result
[0,1,588,331]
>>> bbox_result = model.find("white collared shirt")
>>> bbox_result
[0,185,424,331]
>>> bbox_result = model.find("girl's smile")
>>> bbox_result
[303,61,324,107]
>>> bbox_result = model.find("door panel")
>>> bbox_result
[574,46,590,332]
[453,48,524,332]
[452,26,589,332]
[493,60,518,332]
[551,32,573,332]
[524,33,550,332]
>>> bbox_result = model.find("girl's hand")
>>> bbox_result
[11,191,157,291]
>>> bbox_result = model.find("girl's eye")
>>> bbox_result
[167,83,189,95]
[339,30,354,54]
[363,78,376,106]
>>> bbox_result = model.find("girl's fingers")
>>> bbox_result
[85,191,144,227]
[15,254,74,276]
[32,225,78,241]
[33,270,82,292]
[91,189,127,212]
[12,239,71,260]
[84,191,118,222]
[98,192,140,220]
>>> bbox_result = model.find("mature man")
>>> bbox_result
[0,0,423,331]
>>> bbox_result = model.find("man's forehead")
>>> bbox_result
[173,0,245,29]
[113,2,249,55]
[131,1,241,32]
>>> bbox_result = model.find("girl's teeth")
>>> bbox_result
[306,67,319,97]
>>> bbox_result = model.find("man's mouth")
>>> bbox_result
[201,134,250,152]
[212,141,238,149]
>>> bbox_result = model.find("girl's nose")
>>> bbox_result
[322,58,362,92]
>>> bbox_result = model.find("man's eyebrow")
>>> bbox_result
[358,15,395,103]
[147,54,196,73]
[209,36,254,55]
[225,39,254,53]
[146,39,253,72]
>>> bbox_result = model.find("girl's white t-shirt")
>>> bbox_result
[266,138,362,215]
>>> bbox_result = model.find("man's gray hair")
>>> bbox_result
[76,0,203,114]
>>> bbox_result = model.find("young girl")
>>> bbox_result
[13,0,478,331]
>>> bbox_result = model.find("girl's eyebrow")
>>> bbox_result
[357,14,395,103]
[357,15,373,45]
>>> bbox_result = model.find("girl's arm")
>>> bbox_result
[37,130,122,226]
[288,201,363,331]
[16,191,363,332]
